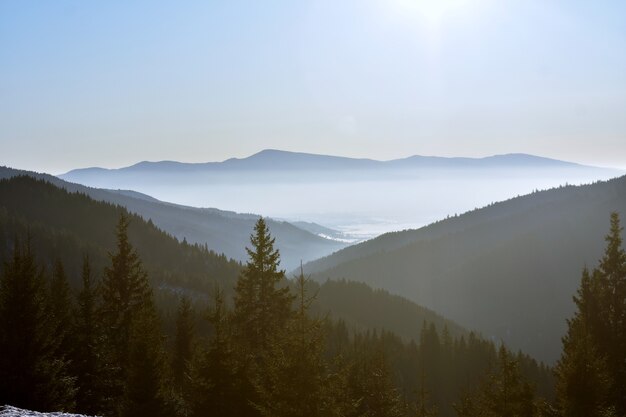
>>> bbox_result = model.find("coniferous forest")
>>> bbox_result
[0,176,625,416]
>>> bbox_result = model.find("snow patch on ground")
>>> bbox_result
[0,406,96,417]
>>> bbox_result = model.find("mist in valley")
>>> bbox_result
[61,164,622,240]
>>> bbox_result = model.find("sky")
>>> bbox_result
[1,0,625,174]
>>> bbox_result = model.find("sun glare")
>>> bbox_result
[394,0,470,23]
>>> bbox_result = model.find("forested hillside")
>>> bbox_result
[304,175,626,362]
[0,166,348,270]
[3,174,624,417]
[0,175,460,343]
[0,210,553,417]
[0,176,241,296]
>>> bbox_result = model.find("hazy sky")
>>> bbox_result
[1,0,625,174]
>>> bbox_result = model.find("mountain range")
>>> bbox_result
[57,150,622,239]
[61,149,614,175]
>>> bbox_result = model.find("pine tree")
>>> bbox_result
[456,345,535,417]
[171,296,195,416]
[100,213,152,366]
[555,212,626,416]
[191,287,241,417]
[232,217,294,352]
[254,267,329,417]
[48,260,74,363]
[412,368,439,417]
[230,217,295,416]
[72,255,107,415]
[554,268,610,417]
[0,239,76,411]
[122,306,167,417]
[596,212,626,414]
[100,213,162,416]
[347,347,404,417]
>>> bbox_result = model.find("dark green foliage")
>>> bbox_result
[253,270,330,417]
[48,260,74,362]
[346,348,405,417]
[169,296,195,416]
[190,288,241,417]
[410,370,439,417]
[0,176,559,417]
[172,296,195,387]
[122,307,167,417]
[312,279,465,344]
[97,213,167,417]
[0,239,76,411]
[230,217,296,416]
[455,345,536,417]
[100,213,153,391]
[233,217,294,352]
[0,175,241,296]
[72,255,108,415]
[555,213,626,416]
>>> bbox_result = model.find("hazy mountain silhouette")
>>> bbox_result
[302,175,626,363]
[62,149,610,176]
[58,150,622,239]
[0,166,348,270]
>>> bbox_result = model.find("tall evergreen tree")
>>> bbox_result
[172,296,195,390]
[48,259,74,362]
[455,345,535,417]
[347,348,405,417]
[170,295,195,416]
[254,268,329,417]
[554,268,610,417]
[555,212,626,416]
[100,213,152,369]
[100,212,163,416]
[122,306,167,417]
[596,212,626,414]
[232,217,293,352]
[231,217,295,416]
[191,288,241,417]
[72,255,107,416]
[0,239,76,411]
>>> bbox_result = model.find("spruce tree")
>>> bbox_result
[48,260,74,363]
[191,288,240,417]
[171,295,195,416]
[254,268,329,417]
[100,213,163,416]
[456,346,535,417]
[555,212,626,416]
[596,212,626,414]
[231,217,295,416]
[233,217,293,352]
[100,213,151,366]
[0,239,76,411]
[554,268,610,417]
[122,306,167,417]
[72,255,107,415]
[347,347,404,417]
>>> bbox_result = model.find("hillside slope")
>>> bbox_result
[0,175,462,346]
[304,176,626,363]
[0,166,347,270]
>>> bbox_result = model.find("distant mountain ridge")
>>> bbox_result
[61,149,603,175]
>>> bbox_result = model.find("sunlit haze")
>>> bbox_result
[1,0,625,173]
